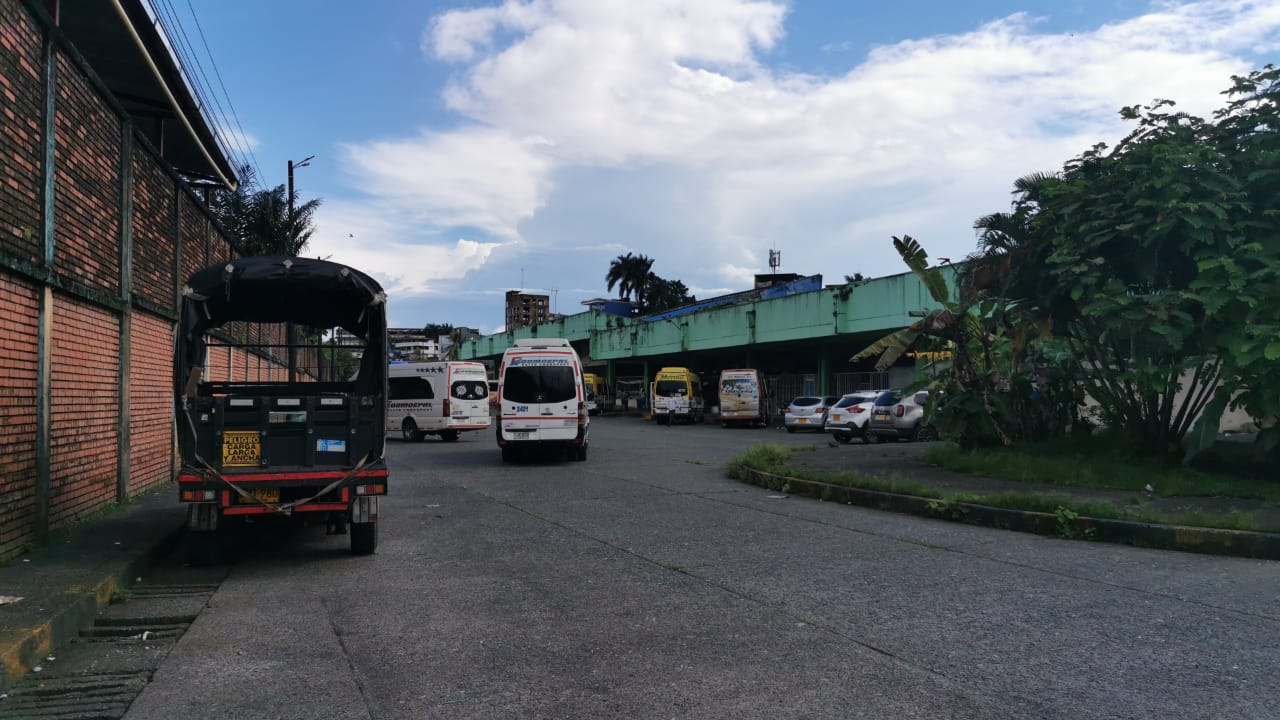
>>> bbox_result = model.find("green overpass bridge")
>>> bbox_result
[458,268,953,399]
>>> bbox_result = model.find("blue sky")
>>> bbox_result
[178,0,1279,333]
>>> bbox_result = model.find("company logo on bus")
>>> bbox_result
[509,358,571,367]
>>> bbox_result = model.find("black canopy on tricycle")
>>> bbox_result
[178,255,387,382]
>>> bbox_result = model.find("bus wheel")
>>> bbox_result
[576,443,588,461]
[501,446,515,463]
[402,419,425,442]
[440,430,459,442]
[350,521,377,555]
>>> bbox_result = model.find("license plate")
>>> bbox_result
[831,414,842,422]
[796,418,807,424]
[238,487,280,504]
[511,431,532,439]
[874,412,889,420]
[222,431,261,467]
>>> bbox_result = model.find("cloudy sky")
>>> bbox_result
[183,0,1279,333]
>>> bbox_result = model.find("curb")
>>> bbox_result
[0,524,187,692]
[737,468,1280,560]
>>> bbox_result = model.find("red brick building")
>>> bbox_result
[0,0,295,559]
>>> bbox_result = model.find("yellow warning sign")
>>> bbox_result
[222,431,261,467]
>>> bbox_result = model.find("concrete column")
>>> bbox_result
[34,26,58,538]
[818,348,830,395]
[642,360,650,411]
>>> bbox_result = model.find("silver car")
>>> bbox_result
[784,395,838,433]
[823,391,881,443]
[867,389,937,441]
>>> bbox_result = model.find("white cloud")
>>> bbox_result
[216,124,259,155]
[307,200,499,297]
[328,0,1279,329]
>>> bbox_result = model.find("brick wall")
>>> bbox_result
[0,1,296,560]
[0,274,39,558]
[128,312,172,494]
[53,50,120,293]
[48,295,119,528]
[179,193,206,285]
[0,0,42,264]
[131,146,175,311]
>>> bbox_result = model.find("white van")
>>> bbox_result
[496,338,589,462]
[388,361,492,442]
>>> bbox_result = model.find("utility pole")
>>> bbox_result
[286,155,313,383]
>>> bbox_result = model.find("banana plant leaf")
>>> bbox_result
[851,327,922,371]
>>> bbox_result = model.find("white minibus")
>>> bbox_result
[496,338,589,462]
[388,361,492,442]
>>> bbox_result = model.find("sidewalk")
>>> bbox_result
[0,488,187,693]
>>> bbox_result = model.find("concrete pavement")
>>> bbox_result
[0,488,187,693]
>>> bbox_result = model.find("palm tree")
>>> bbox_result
[605,253,655,306]
[209,162,322,257]
[959,171,1057,307]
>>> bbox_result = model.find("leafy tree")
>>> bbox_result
[323,344,360,382]
[1194,65,1280,461]
[421,323,454,340]
[605,253,655,307]
[973,65,1280,461]
[1018,108,1244,456]
[445,327,469,360]
[643,273,696,313]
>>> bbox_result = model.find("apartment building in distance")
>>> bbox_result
[505,290,551,329]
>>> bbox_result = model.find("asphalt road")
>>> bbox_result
[122,417,1280,719]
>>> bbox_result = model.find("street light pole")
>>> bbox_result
[285,155,314,383]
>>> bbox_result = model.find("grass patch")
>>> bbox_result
[924,439,1280,504]
[726,443,792,478]
[728,443,1261,532]
[947,491,1259,531]
[727,443,942,498]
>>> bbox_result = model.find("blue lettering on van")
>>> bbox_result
[509,358,571,367]
[514,405,529,413]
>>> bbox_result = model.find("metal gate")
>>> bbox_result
[832,372,891,394]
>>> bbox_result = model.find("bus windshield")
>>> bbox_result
[655,380,688,396]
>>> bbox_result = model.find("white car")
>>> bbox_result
[784,395,838,433]
[823,391,882,443]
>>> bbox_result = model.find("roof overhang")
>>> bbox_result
[57,0,238,189]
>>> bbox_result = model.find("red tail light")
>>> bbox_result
[578,401,587,425]
[851,406,866,413]
[816,406,825,413]
[443,398,450,416]
[895,405,904,417]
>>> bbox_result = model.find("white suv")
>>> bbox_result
[823,391,881,443]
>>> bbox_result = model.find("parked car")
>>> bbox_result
[867,389,938,442]
[823,391,882,443]
[784,395,838,433]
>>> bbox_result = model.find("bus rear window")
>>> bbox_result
[502,367,577,403]
[451,380,489,400]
